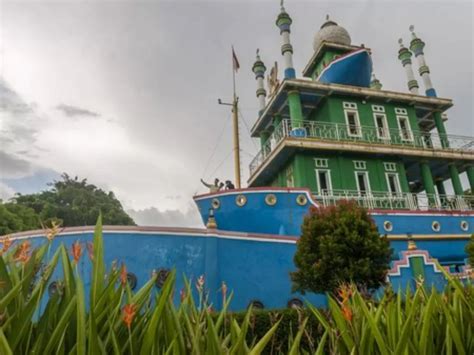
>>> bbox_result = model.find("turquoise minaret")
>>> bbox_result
[397,38,419,94]
[409,25,436,97]
[252,49,267,115]
[276,2,296,79]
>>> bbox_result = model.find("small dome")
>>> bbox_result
[313,15,351,51]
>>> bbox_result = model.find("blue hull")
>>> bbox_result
[317,49,373,87]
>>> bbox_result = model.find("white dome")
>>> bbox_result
[313,17,351,51]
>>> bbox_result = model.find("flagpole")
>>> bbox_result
[231,46,241,188]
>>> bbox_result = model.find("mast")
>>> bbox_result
[231,46,241,188]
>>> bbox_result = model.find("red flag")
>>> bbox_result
[232,46,240,72]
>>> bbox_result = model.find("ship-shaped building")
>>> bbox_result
[6,5,474,310]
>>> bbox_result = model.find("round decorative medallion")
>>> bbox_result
[383,221,393,232]
[287,298,304,309]
[460,220,469,232]
[236,194,247,207]
[265,194,277,206]
[155,268,171,288]
[296,194,308,206]
[432,221,441,232]
[211,198,220,209]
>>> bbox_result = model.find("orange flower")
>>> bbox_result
[120,264,127,287]
[86,242,94,261]
[337,283,353,304]
[71,241,82,264]
[341,304,353,322]
[13,241,31,263]
[44,221,61,241]
[122,304,136,329]
[1,236,13,254]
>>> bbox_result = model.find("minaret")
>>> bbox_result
[409,25,436,97]
[397,38,419,95]
[252,49,267,114]
[370,73,383,90]
[276,1,296,79]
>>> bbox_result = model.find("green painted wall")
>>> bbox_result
[311,49,348,79]
[268,152,410,195]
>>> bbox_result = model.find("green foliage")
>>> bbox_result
[291,200,393,294]
[466,234,474,266]
[0,202,39,235]
[1,173,134,234]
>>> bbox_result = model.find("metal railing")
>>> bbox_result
[314,189,474,211]
[249,119,474,176]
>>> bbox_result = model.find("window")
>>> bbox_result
[386,173,401,195]
[286,165,294,187]
[314,158,328,168]
[384,162,397,172]
[343,102,357,110]
[355,171,371,195]
[397,116,413,141]
[373,113,390,140]
[315,169,332,194]
[353,161,366,170]
[372,105,385,113]
[344,110,361,137]
[395,107,408,115]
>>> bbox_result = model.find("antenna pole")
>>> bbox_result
[232,67,241,188]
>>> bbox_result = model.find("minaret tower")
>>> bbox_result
[397,38,419,95]
[252,49,267,114]
[370,73,383,90]
[409,25,436,97]
[276,1,296,79]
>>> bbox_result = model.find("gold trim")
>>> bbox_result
[236,194,247,207]
[296,194,308,206]
[265,194,277,206]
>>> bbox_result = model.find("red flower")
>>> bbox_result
[0,236,13,254]
[120,264,127,287]
[71,241,82,264]
[13,241,31,263]
[122,304,136,329]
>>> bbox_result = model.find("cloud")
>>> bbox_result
[127,204,203,228]
[0,182,15,201]
[0,151,32,179]
[55,104,100,118]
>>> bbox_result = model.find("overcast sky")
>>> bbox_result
[0,0,472,227]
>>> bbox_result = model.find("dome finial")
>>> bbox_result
[256,48,260,60]
[326,14,330,21]
[409,25,417,39]
[280,0,285,11]
[398,38,404,48]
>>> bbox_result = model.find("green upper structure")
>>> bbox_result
[249,10,474,211]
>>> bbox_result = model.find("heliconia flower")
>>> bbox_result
[180,289,186,302]
[44,220,61,241]
[120,263,127,287]
[122,304,137,329]
[1,236,13,254]
[13,241,31,263]
[71,241,83,264]
[337,283,352,304]
[341,304,353,322]
[196,275,205,292]
[86,242,94,261]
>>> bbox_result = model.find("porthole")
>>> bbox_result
[126,272,138,290]
[432,221,441,232]
[236,194,247,207]
[265,194,277,206]
[211,198,220,210]
[155,268,171,289]
[248,300,264,310]
[296,194,308,206]
[48,281,61,297]
[287,298,304,309]
[383,221,393,232]
[460,220,469,232]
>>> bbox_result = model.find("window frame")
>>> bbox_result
[315,169,332,195]
[383,162,397,172]
[385,172,402,195]
[355,171,371,196]
[373,112,390,140]
[353,160,367,170]
[314,158,328,168]
[344,109,362,137]
[396,115,413,142]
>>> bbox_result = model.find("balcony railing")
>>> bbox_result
[314,189,474,211]
[249,119,474,176]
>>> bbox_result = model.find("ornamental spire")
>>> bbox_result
[409,25,436,97]
[276,2,296,78]
[397,38,419,94]
[252,49,267,114]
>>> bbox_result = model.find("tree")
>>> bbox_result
[1,173,135,234]
[291,200,392,294]
[466,234,474,267]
